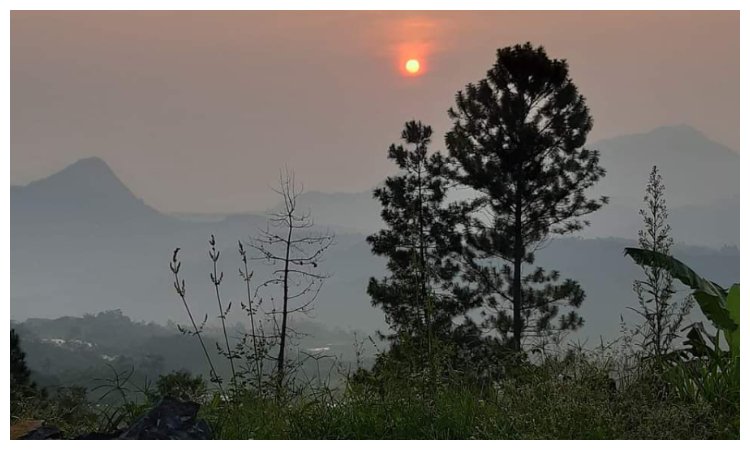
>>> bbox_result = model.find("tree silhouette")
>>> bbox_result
[444,43,608,350]
[249,170,334,392]
[367,121,477,368]
[11,329,32,388]
[11,329,39,414]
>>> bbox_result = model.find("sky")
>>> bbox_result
[10,11,739,213]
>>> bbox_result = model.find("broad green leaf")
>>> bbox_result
[693,291,737,332]
[684,323,713,358]
[727,284,740,325]
[725,284,740,356]
[624,248,726,298]
[624,247,734,331]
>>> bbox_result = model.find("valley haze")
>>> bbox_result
[10,125,739,345]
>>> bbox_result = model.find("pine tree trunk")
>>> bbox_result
[417,164,432,366]
[512,191,523,351]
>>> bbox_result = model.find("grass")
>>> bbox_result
[196,382,730,439]
[12,330,739,439]
[194,353,738,439]
[12,353,739,439]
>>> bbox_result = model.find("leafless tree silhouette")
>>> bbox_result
[249,169,334,392]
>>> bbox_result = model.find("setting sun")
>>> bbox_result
[405,58,421,75]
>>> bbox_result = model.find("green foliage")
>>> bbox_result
[624,247,739,351]
[624,246,739,430]
[10,328,55,429]
[11,329,41,415]
[725,284,740,357]
[154,370,208,403]
[665,344,739,407]
[197,348,736,439]
[14,348,738,439]
[11,386,101,436]
[11,330,32,387]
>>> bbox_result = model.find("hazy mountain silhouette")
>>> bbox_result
[269,190,383,234]
[11,157,168,228]
[10,127,739,343]
[9,157,381,330]
[279,125,739,247]
[595,125,739,208]
[584,194,740,248]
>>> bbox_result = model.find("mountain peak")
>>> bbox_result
[594,123,739,208]
[642,124,729,147]
[597,124,737,159]
[20,156,121,190]
[12,156,162,223]
[647,123,703,137]
[67,156,112,171]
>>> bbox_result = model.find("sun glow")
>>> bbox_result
[405,58,421,75]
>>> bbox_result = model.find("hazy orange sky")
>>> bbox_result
[11,11,739,212]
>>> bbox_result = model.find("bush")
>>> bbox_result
[154,370,208,403]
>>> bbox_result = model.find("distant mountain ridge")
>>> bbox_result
[274,125,739,246]
[12,125,738,234]
[269,190,383,234]
[594,125,739,208]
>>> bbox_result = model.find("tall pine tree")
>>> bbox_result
[444,43,608,350]
[368,121,476,363]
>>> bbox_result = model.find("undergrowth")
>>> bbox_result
[195,352,736,439]
[11,340,739,439]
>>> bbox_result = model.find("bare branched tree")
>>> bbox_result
[249,169,334,392]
